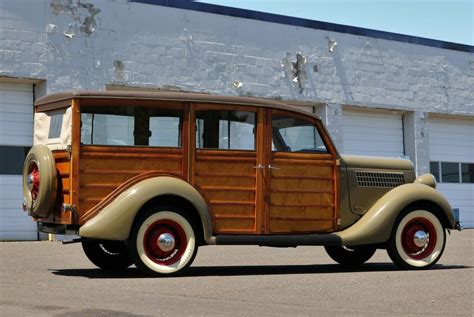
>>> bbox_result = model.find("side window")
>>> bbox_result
[272,114,327,153]
[81,106,182,147]
[48,110,65,139]
[196,110,255,150]
[149,116,181,147]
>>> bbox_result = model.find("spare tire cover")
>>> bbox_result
[23,145,58,218]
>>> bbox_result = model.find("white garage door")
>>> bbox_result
[0,82,37,240]
[342,109,404,157]
[429,116,474,228]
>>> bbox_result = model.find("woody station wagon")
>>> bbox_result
[22,91,461,276]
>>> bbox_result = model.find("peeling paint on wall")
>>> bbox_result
[113,60,125,81]
[49,0,101,36]
[281,52,308,93]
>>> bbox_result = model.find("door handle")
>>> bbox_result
[253,164,265,169]
[268,164,280,170]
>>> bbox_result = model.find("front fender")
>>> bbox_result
[79,176,213,243]
[335,183,454,246]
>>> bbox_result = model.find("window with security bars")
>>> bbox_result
[356,171,405,188]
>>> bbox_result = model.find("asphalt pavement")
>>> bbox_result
[1,230,472,316]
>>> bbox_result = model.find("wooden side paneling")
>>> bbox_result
[194,150,257,234]
[50,151,72,224]
[78,146,183,223]
[268,152,336,233]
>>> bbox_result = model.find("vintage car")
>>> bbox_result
[22,91,461,276]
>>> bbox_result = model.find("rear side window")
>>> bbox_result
[196,110,255,150]
[48,111,64,139]
[81,106,182,147]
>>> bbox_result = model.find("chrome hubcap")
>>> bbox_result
[27,173,34,191]
[413,230,428,247]
[157,233,175,252]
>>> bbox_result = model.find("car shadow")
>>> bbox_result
[50,262,471,279]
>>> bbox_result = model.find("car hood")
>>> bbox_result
[342,155,414,171]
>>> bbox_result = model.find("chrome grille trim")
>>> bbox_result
[356,171,405,188]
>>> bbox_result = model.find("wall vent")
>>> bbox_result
[356,171,405,188]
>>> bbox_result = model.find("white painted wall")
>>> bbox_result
[0,0,472,117]
[0,81,37,240]
[0,82,34,146]
[429,116,474,228]
[0,175,37,241]
[429,117,474,163]
[342,109,404,157]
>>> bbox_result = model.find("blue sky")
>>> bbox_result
[198,0,473,45]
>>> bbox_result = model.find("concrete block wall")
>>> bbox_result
[1,0,473,172]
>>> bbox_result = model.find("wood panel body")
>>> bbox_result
[191,104,261,234]
[265,110,338,233]
[194,150,257,234]
[76,99,187,224]
[78,146,183,223]
[37,96,339,235]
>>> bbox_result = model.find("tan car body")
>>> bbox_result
[79,176,214,242]
[79,166,454,246]
[25,91,458,249]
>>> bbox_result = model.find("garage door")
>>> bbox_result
[429,116,474,228]
[342,109,404,157]
[0,82,37,240]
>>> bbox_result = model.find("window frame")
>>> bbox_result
[79,100,184,149]
[270,109,335,156]
[193,104,258,152]
[430,160,474,184]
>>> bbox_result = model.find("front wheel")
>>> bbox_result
[82,239,133,270]
[387,209,446,269]
[325,245,376,266]
[128,207,198,277]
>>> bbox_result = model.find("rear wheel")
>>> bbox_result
[387,209,445,269]
[128,207,198,277]
[82,239,133,270]
[325,245,376,266]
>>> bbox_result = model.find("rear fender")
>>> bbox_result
[79,177,213,243]
[335,183,454,246]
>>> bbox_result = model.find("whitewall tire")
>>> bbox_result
[387,209,445,269]
[129,209,198,276]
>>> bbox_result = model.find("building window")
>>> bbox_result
[430,161,474,184]
[0,146,30,175]
[461,163,474,183]
[441,162,460,183]
[430,161,440,182]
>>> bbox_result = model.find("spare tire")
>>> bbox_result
[23,145,58,218]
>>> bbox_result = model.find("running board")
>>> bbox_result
[215,234,342,247]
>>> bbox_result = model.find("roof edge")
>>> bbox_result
[131,0,473,53]
[34,90,322,120]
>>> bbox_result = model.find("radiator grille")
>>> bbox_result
[356,171,405,188]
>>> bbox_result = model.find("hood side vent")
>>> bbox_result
[356,171,405,188]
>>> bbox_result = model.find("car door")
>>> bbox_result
[263,109,339,234]
[191,104,265,234]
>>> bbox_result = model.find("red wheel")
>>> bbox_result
[388,209,445,269]
[128,208,198,276]
[22,145,57,217]
[143,219,188,266]
[400,217,437,260]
